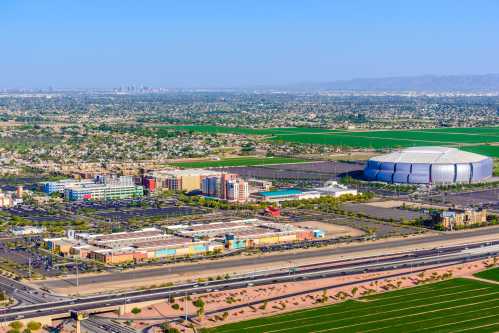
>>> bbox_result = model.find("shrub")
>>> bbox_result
[131,307,142,315]
[9,322,23,330]
[27,322,41,331]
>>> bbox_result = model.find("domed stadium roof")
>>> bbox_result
[369,147,488,164]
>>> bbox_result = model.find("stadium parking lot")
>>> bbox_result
[438,189,499,211]
[210,161,365,183]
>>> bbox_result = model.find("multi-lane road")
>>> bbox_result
[0,275,67,305]
[38,225,499,290]
[1,239,498,323]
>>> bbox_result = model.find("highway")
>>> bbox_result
[0,239,498,323]
[81,316,137,333]
[39,225,499,289]
[0,275,66,305]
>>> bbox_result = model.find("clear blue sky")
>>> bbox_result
[1,0,498,89]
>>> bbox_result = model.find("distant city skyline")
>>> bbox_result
[1,0,499,89]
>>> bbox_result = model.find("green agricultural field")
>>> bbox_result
[169,156,307,168]
[474,267,499,282]
[207,278,499,333]
[269,133,443,149]
[461,145,499,158]
[343,130,499,144]
[164,125,499,149]
[421,127,499,136]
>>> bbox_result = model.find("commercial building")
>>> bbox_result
[167,219,258,239]
[224,223,315,249]
[80,228,168,249]
[42,179,94,194]
[251,189,321,203]
[364,147,493,184]
[225,178,249,202]
[42,176,143,201]
[247,179,272,193]
[200,173,249,202]
[132,237,223,259]
[201,176,220,197]
[147,169,222,192]
[11,226,46,236]
[166,218,320,250]
[64,175,143,201]
[0,186,23,208]
[45,227,224,264]
[314,181,358,197]
[433,209,487,230]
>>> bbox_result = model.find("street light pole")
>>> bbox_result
[75,257,79,290]
[184,291,188,321]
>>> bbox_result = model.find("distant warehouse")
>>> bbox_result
[364,147,493,184]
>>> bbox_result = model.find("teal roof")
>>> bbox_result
[257,189,303,197]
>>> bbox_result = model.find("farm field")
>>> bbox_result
[169,156,308,168]
[461,145,499,158]
[168,125,499,149]
[207,278,499,333]
[474,267,499,282]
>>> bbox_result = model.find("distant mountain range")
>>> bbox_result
[282,74,499,92]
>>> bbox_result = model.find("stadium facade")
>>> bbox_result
[364,147,493,184]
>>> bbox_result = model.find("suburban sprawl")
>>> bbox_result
[0,91,498,333]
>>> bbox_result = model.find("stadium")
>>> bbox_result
[364,147,493,184]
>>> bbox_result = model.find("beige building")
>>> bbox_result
[148,169,221,192]
[435,209,487,230]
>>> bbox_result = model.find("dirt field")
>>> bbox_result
[290,220,364,238]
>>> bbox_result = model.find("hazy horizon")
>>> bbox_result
[2,0,499,89]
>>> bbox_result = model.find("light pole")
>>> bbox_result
[184,291,188,321]
[74,256,79,291]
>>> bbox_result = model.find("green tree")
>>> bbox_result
[131,307,142,315]
[27,321,41,331]
[9,322,23,330]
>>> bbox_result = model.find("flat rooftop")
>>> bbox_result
[132,237,203,249]
[256,189,303,197]
[93,229,163,242]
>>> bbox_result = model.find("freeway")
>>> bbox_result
[0,275,66,305]
[81,316,137,333]
[39,225,499,289]
[0,240,498,323]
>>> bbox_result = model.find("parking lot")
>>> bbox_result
[96,206,206,221]
[282,209,423,239]
[437,189,499,211]
[341,202,430,222]
[211,161,365,182]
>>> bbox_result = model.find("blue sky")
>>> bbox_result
[1,0,498,88]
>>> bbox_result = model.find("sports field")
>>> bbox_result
[474,267,499,282]
[207,278,499,333]
[168,125,499,151]
[169,156,307,168]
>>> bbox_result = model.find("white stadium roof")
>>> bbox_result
[370,147,489,164]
